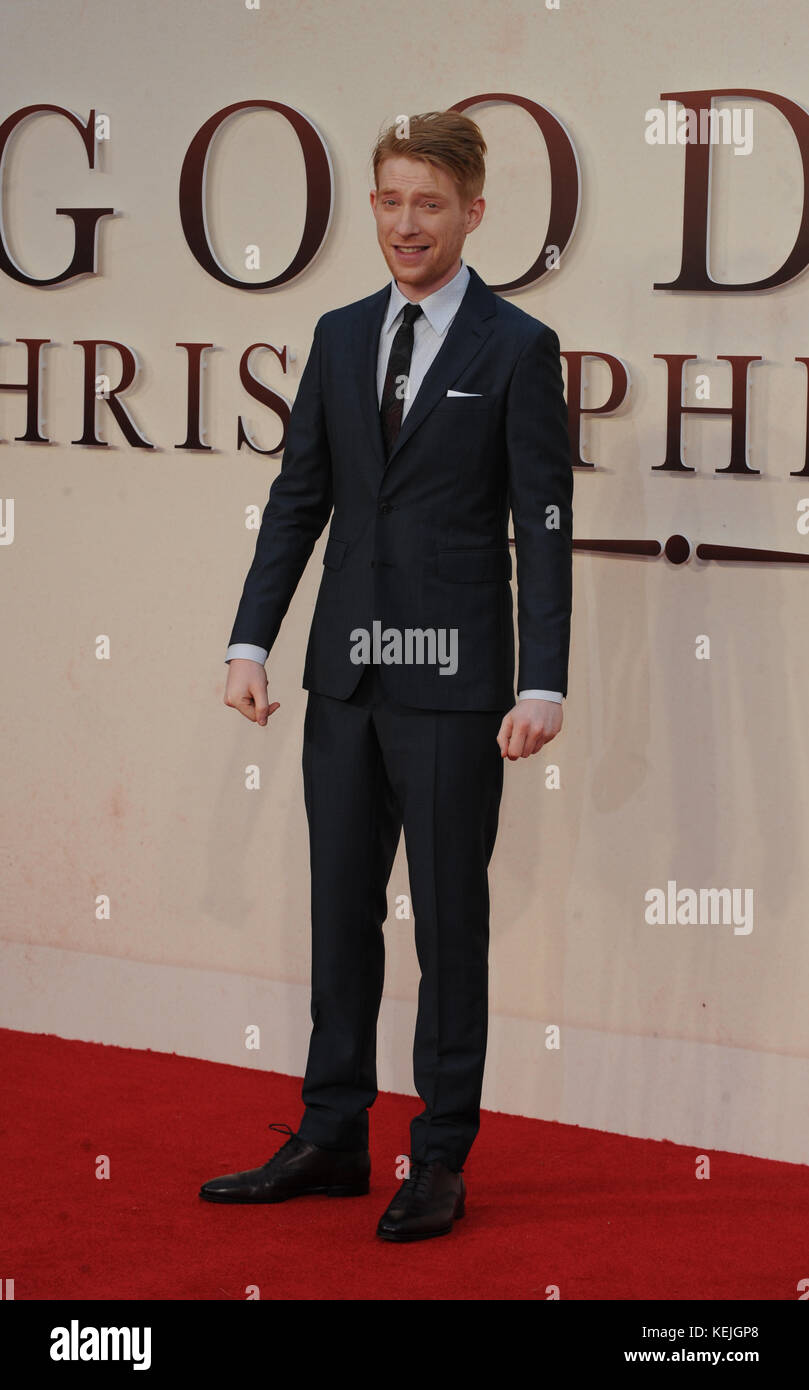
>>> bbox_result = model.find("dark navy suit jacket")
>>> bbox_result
[228,263,573,711]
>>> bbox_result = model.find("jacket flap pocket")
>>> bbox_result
[436,547,512,583]
[323,536,348,570]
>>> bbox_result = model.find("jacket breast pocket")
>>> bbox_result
[436,547,512,583]
[438,394,496,411]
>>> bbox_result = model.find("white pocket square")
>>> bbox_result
[446,389,483,397]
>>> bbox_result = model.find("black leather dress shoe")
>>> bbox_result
[199,1123,370,1203]
[376,1159,465,1241]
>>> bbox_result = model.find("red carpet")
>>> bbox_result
[2,1027,806,1300]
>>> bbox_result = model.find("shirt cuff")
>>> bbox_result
[518,689,563,703]
[226,644,269,665]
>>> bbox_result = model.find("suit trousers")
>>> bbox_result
[296,661,507,1171]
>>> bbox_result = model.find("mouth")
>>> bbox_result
[393,245,430,258]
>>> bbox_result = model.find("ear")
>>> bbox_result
[466,197,485,232]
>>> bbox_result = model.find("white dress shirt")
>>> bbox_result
[226,257,563,704]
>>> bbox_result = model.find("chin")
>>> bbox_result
[394,256,438,279]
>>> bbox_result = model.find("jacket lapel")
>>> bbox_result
[348,265,498,477]
[350,285,389,471]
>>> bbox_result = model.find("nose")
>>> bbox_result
[394,205,420,238]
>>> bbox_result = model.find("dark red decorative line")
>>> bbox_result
[507,535,809,564]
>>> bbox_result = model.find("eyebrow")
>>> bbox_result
[376,188,446,199]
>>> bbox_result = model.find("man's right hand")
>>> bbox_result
[224,658,280,726]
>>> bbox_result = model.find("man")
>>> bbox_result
[200,110,573,1241]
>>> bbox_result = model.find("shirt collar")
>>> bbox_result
[383,258,470,336]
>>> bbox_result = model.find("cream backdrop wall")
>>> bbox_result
[2,0,808,1164]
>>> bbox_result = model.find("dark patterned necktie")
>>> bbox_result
[380,302,423,457]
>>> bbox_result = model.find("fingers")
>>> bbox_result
[498,714,555,760]
[496,714,512,758]
[224,670,279,725]
[255,700,280,727]
[521,730,546,758]
[231,693,279,724]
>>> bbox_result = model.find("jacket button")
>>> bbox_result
[378,503,392,514]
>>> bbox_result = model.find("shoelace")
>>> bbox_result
[264,1122,302,1168]
[398,1160,435,1200]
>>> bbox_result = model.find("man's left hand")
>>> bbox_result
[497,699,563,761]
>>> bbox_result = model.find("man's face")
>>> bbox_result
[370,155,484,299]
